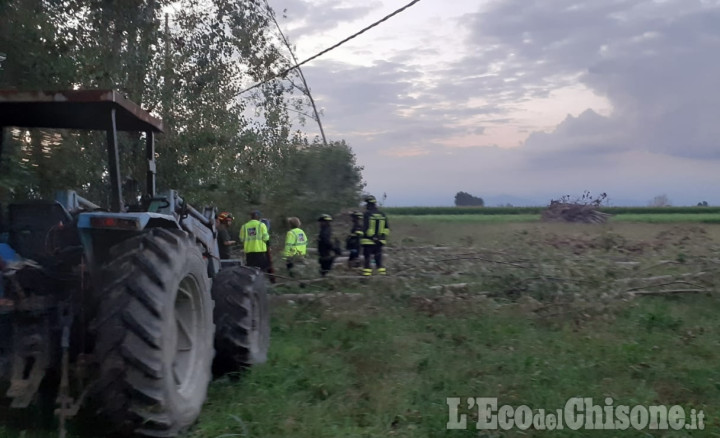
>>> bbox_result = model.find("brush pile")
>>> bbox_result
[541,192,611,224]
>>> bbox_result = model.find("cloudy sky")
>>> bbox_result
[264,0,720,206]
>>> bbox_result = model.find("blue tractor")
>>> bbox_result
[0,90,270,436]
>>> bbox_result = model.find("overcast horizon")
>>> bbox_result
[262,0,720,207]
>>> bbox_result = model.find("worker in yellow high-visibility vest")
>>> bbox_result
[239,210,270,270]
[283,216,307,277]
[360,195,390,276]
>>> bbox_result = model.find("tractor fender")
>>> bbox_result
[77,212,179,231]
[77,212,180,270]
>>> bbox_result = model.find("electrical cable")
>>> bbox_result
[237,0,424,96]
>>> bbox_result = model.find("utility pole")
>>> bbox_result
[263,1,328,146]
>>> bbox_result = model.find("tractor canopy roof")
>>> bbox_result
[0,89,163,133]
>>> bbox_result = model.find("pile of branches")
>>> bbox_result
[541,192,611,224]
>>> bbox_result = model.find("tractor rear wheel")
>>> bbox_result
[211,266,269,374]
[89,228,214,437]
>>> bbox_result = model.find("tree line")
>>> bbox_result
[454,191,484,207]
[0,0,364,229]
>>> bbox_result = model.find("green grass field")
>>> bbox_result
[390,212,720,224]
[3,219,720,437]
[391,214,541,223]
[384,206,720,225]
[611,213,720,224]
[189,296,720,438]
[384,206,720,216]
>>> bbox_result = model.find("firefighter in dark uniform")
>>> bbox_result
[216,212,236,260]
[361,195,390,276]
[317,214,341,276]
[346,211,364,268]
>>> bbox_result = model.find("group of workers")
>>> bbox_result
[214,195,390,279]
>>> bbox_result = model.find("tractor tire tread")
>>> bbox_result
[87,228,213,436]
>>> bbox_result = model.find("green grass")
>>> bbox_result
[193,296,720,437]
[4,220,720,437]
[385,206,720,216]
[390,213,720,224]
[390,214,540,223]
[386,206,544,215]
[611,213,720,223]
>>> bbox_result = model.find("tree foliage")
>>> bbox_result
[649,194,672,207]
[270,139,364,221]
[454,191,484,207]
[0,0,364,230]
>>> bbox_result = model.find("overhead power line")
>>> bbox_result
[237,0,424,96]
[262,0,328,146]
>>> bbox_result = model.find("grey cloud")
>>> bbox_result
[305,60,419,117]
[523,109,626,160]
[276,0,720,206]
[302,60,499,152]
[270,0,380,37]
[451,0,720,160]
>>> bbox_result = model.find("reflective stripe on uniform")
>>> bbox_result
[362,212,389,245]
[361,238,387,245]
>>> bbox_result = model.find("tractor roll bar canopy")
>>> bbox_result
[0,90,164,212]
[0,90,163,132]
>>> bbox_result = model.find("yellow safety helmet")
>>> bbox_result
[217,212,234,224]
